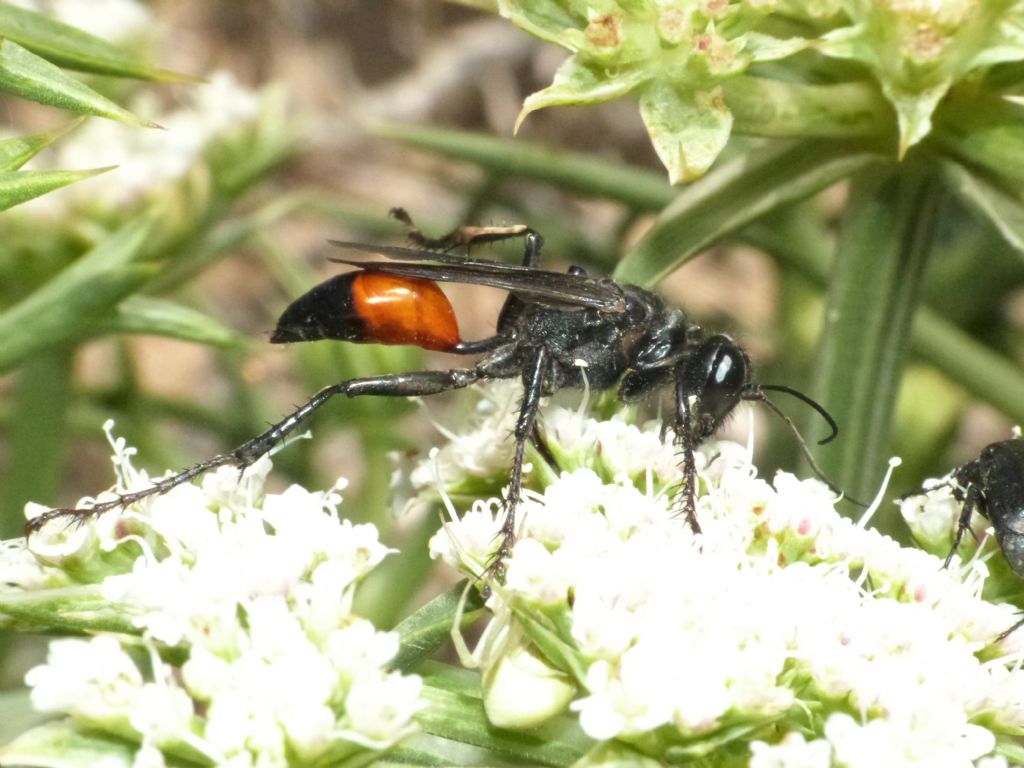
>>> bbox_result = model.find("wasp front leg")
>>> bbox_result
[486,347,551,586]
[943,482,983,569]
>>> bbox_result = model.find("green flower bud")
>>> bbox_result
[483,640,577,729]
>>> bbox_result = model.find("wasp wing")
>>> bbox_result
[328,240,538,271]
[328,241,625,312]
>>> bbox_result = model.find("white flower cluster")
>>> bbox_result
[427,395,1024,767]
[11,422,423,768]
[27,69,262,213]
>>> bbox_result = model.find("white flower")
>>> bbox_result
[132,744,166,768]
[22,71,261,214]
[129,682,194,744]
[26,636,141,722]
[749,732,833,768]
[428,396,1024,763]
[13,425,423,767]
[326,619,400,684]
[824,710,995,768]
[343,672,425,747]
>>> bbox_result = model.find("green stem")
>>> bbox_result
[811,164,942,520]
[746,211,1024,430]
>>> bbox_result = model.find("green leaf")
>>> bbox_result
[371,120,674,211]
[0,166,113,211]
[418,675,592,767]
[723,76,893,140]
[638,80,734,183]
[0,118,83,171]
[0,39,153,126]
[384,732,538,767]
[509,599,589,683]
[497,0,586,48]
[0,585,139,635]
[0,4,198,82]
[888,81,950,158]
[92,296,246,348]
[0,351,71,539]
[941,158,1024,258]
[812,165,943,511]
[0,213,159,373]
[615,140,883,286]
[0,720,137,768]
[745,209,1024,438]
[390,581,486,673]
[997,738,1024,765]
[935,93,1024,188]
[517,53,646,132]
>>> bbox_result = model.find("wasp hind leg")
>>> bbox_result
[390,207,534,254]
[27,368,482,535]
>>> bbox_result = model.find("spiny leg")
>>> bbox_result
[487,347,551,582]
[943,484,982,569]
[390,207,533,252]
[530,424,561,475]
[674,382,703,536]
[27,368,482,534]
[997,613,1024,642]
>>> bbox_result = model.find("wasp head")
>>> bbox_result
[676,335,750,440]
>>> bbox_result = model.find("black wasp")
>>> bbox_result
[935,439,1024,638]
[30,209,838,578]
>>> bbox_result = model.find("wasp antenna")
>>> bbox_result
[755,384,838,445]
[745,390,866,507]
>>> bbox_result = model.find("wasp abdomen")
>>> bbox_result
[271,272,461,351]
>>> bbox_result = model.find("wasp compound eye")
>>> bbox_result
[684,336,749,435]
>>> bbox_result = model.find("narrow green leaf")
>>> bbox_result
[0,351,71,538]
[614,141,883,286]
[0,118,83,171]
[384,732,534,767]
[0,213,159,372]
[0,586,139,635]
[0,39,153,126]
[390,581,486,673]
[0,166,112,211]
[935,93,1024,188]
[745,210,1024,436]
[371,120,674,211]
[997,739,1024,764]
[910,311,1024,437]
[0,720,136,768]
[418,678,592,766]
[92,296,245,348]
[941,159,1024,258]
[0,4,198,82]
[812,165,943,511]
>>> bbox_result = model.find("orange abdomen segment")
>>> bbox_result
[352,273,461,351]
